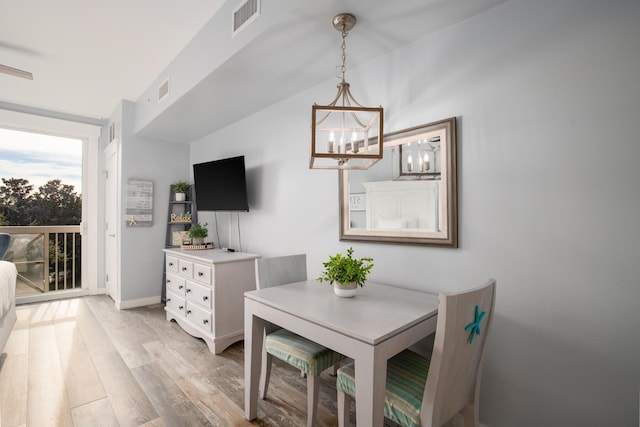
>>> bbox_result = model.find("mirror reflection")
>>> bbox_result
[339,117,457,247]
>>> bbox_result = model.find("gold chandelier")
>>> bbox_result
[310,13,384,170]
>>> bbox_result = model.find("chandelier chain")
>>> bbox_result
[339,23,348,83]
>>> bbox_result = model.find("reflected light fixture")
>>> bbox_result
[394,136,441,180]
[310,13,384,170]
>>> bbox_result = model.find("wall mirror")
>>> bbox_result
[339,117,458,247]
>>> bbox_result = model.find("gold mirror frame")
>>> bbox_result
[339,117,458,247]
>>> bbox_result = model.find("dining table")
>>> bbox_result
[244,280,439,426]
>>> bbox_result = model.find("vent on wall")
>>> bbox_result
[158,79,169,102]
[232,0,260,36]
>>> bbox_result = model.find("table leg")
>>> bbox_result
[244,303,265,420]
[354,349,387,426]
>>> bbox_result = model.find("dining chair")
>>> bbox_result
[0,233,12,259]
[255,254,341,427]
[336,279,496,427]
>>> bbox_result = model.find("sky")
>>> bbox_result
[0,127,83,194]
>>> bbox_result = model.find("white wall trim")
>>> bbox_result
[16,289,89,305]
[116,296,161,310]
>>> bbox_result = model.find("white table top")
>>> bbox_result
[244,280,439,346]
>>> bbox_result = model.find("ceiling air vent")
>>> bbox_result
[158,79,169,102]
[232,0,260,36]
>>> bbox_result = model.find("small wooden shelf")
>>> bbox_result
[163,186,197,303]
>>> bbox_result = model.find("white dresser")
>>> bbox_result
[163,248,260,354]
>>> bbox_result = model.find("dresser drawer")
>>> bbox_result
[193,263,212,285]
[166,291,186,317]
[166,273,186,296]
[185,280,212,309]
[178,259,193,278]
[163,247,259,354]
[166,255,179,273]
[186,301,212,333]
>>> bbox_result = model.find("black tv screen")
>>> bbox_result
[193,156,249,211]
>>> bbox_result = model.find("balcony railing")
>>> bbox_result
[0,225,81,296]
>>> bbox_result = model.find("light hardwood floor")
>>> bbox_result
[0,295,360,427]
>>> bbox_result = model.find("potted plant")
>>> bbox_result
[172,181,190,201]
[187,222,208,245]
[318,247,374,297]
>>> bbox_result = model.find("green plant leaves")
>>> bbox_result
[317,247,373,287]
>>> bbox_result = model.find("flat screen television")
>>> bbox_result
[193,155,249,211]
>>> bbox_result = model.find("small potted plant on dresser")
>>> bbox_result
[187,222,208,245]
[172,181,190,201]
[318,247,374,297]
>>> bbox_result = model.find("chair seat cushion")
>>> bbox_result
[336,349,430,427]
[265,329,337,376]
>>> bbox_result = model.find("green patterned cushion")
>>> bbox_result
[265,329,338,376]
[336,349,430,427]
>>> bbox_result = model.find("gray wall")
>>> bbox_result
[188,0,640,425]
[116,100,190,302]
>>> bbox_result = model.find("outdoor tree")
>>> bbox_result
[0,177,81,225]
[31,179,82,225]
[0,177,34,225]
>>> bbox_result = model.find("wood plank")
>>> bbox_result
[92,351,159,427]
[73,298,118,356]
[1,327,28,356]
[27,323,73,426]
[0,353,28,427]
[138,417,166,427]
[3,295,413,427]
[131,361,211,426]
[54,320,107,408]
[84,296,156,369]
[70,397,119,427]
[143,340,235,425]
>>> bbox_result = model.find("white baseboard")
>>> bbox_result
[116,295,161,310]
[16,288,88,305]
[449,414,487,427]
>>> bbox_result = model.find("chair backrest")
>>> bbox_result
[0,233,12,259]
[255,254,308,335]
[255,254,307,290]
[421,279,496,427]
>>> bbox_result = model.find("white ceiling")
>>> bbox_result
[0,0,507,141]
[0,0,225,119]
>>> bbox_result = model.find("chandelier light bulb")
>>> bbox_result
[351,131,358,153]
[328,131,336,153]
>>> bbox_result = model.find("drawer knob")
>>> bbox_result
[169,262,174,267]
[179,305,184,310]
[202,296,208,301]
[182,267,187,271]
[203,319,209,324]
[179,285,183,289]
[186,288,191,293]
[198,272,204,277]
[187,310,192,315]
[166,298,171,302]
[166,279,171,283]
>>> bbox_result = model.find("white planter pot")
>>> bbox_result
[334,282,358,298]
[175,192,186,201]
[192,237,205,245]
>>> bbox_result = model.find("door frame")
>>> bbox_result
[0,108,102,304]
[103,138,121,304]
